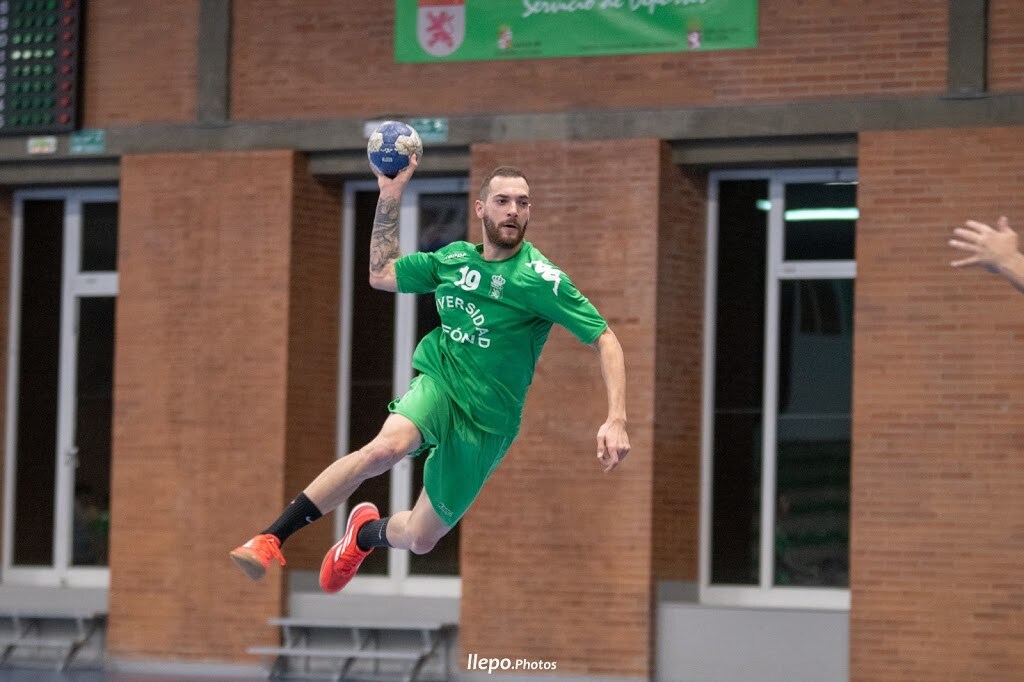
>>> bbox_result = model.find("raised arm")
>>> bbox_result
[950,216,1024,294]
[368,156,419,292]
[589,327,630,473]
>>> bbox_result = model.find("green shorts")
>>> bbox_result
[388,374,514,526]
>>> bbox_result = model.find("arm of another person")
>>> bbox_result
[368,156,419,292]
[589,327,630,473]
[950,216,1024,294]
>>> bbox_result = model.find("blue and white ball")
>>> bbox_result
[367,121,423,178]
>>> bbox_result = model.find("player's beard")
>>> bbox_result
[483,214,528,250]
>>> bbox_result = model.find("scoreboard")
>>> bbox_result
[0,0,82,135]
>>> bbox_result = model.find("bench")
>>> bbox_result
[248,617,455,682]
[0,610,105,672]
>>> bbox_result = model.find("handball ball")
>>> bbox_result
[367,121,423,178]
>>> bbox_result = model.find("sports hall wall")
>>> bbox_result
[84,1,957,128]
[853,127,1024,680]
[459,140,704,678]
[0,0,1020,680]
[107,150,340,661]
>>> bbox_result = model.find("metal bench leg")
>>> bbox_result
[404,628,442,682]
[333,655,358,682]
[57,616,97,672]
[268,653,287,679]
[442,627,452,682]
[405,654,429,682]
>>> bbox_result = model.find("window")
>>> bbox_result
[3,190,118,588]
[338,178,469,596]
[701,169,855,609]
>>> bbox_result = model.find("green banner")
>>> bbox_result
[395,0,757,63]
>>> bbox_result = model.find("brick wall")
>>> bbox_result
[74,1,1024,129]
[109,150,338,662]
[231,0,947,121]
[988,0,1024,92]
[460,139,660,678]
[652,150,705,583]
[852,127,1024,680]
[82,0,199,126]
[282,157,341,569]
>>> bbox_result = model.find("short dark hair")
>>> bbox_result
[479,166,529,199]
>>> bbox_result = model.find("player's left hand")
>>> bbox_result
[596,418,630,473]
[950,216,1019,272]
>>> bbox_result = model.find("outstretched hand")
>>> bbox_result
[950,216,1019,273]
[596,418,630,473]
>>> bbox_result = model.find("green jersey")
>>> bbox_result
[394,240,607,436]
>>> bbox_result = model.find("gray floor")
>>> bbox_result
[0,670,265,682]
[0,666,449,681]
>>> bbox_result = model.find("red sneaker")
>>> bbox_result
[319,502,380,593]
[229,533,286,581]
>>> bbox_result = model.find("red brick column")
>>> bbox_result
[652,155,706,583]
[109,151,338,662]
[852,127,1024,680]
[461,139,671,679]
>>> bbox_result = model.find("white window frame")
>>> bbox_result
[3,188,119,588]
[337,177,468,597]
[699,168,856,610]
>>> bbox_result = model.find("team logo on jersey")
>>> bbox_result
[489,274,506,299]
[525,260,563,295]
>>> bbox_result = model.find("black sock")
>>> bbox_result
[262,492,322,546]
[356,517,392,551]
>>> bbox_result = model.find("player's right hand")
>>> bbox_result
[377,153,419,193]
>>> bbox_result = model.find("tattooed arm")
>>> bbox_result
[368,155,419,292]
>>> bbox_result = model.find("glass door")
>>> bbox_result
[339,178,468,596]
[3,189,118,587]
[701,169,855,609]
